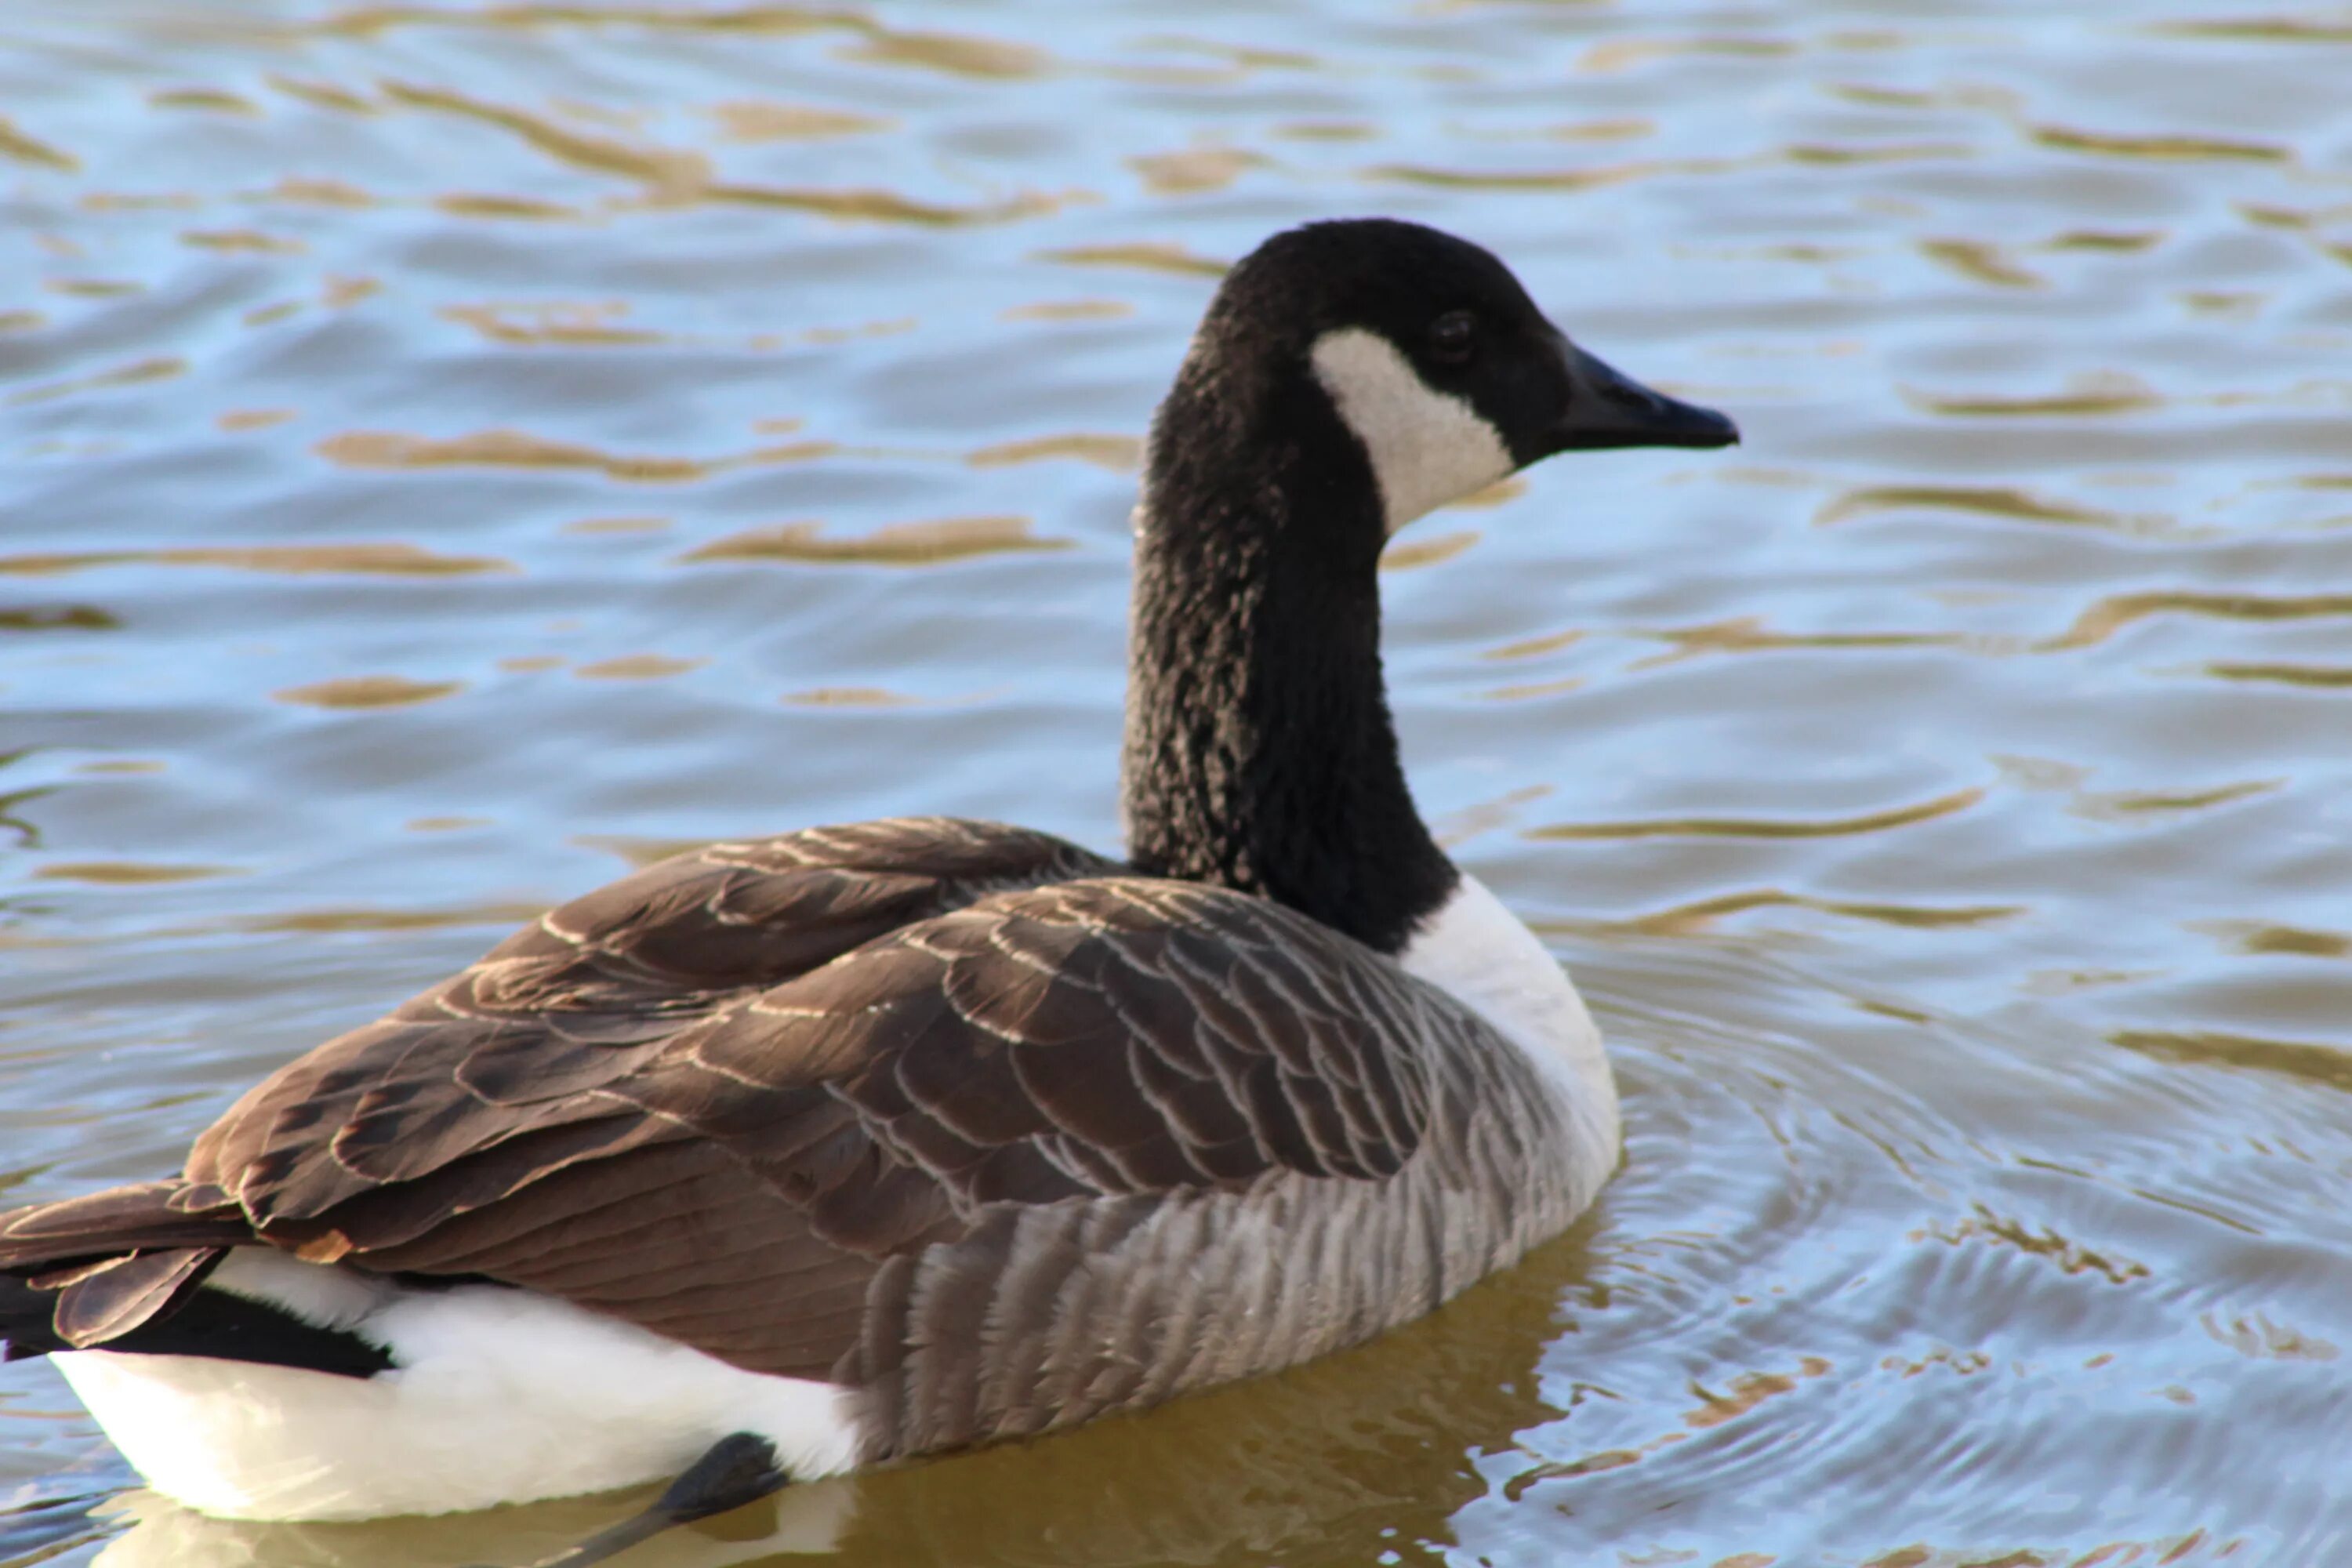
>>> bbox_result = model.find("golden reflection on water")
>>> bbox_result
[1033,241,1229,277]
[1814,484,2145,529]
[0,545,514,578]
[1530,786,1985,842]
[272,675,467,709]
[679,516,1067,565]
[5,0,2352,1563]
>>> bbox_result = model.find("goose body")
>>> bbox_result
[0,219,1734,1522]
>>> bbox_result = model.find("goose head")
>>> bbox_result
[1126,218,1738,953]
[1155,217,1738,543]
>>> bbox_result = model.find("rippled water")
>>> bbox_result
[5,0,2352,1563]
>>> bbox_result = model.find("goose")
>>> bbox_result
[0,217,1737,1529]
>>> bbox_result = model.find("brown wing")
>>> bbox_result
[178,817,1111,1221]
[3,823,1437,1384]
[4,818,1099,1355]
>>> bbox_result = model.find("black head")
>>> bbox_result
[1174,218,1738,535]
[1127,219,1739,954]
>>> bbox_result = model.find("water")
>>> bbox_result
[3,0,2350,1563]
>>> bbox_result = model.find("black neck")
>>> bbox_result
[1120,359,1457,955]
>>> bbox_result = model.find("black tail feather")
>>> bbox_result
[2,1267,392,1378]
[1,1271,68,1360]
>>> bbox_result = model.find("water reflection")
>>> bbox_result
[5,0,2352,1561]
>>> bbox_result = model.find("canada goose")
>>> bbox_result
[0,217,1737,1526]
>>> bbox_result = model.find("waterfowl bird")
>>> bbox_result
[0,218,1736,1525]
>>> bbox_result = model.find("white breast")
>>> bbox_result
[1396,873,1621,1186]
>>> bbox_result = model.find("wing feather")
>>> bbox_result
[3,819,1445,1386]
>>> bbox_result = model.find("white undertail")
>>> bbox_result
[55,1249,862,1521]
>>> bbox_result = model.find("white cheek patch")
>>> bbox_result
[1309,327,1516,535]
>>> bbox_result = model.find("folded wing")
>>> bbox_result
[2,819,1436,1385]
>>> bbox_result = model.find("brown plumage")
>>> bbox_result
[0,817,1504,1451]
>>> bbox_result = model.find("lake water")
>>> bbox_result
[4,1,2351,1564]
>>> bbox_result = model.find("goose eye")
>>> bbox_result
[1429,310,1478,365]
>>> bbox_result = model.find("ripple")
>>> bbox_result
[574,833,725,871]
[216,408,297,431]
[7,355,186,408]
[1128,146,1266,196]
[2029,123,2290,162]
[2111,1029,2352,1094]
[2045,229,2166,253]
[678,515,1069,566]
[273,676,466,709]
[837,29,1049,81]
[317,3,848,42]
[1912,1203,2152,1285]
[1684,1356,1837,1428]
[1529,786,1985,841]
[33,862,234,885]
[0,116,74,172]
[1907,374,2162,418]
[2070,779,2278,822]
[561,516,670,536]
[441,303,662,347]
[1479,675,1584,703]
[2236,199,2352,230]
[712,101,891,142]
[1586,887,2026,938]
[1918,237,2043,289]
[0,543,513,578]
[1579,35,1798,74]
[2159,17,2352,44]
[147,88,259,115]
[381,80,707,193]
[703,181,1070,227]
[1785,140,1973,166]
[179,227,307,255]
[318,429,732,482]
[2043,590,2352,652]
[1380,529,1479,572]
[2201,1311,2339,1363]
[1000,298,1131,323]
[966,433,1141,471]
[434,193,586,222]
[572,654,704,681]
[1271,119,1373,143]
[1483,628,1584,662]
[0,605,115,631]
[2203,920,2351,960]
[1363,154,1740,192]
[782,686,921,707]
[2203,660,2352,688]
[264,74,373,114]
[361,79,1071,228]
[1631,615,1962,666]
[233,902,547,935]
[1035,241,1227,278]
[1816,483,2146,530]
